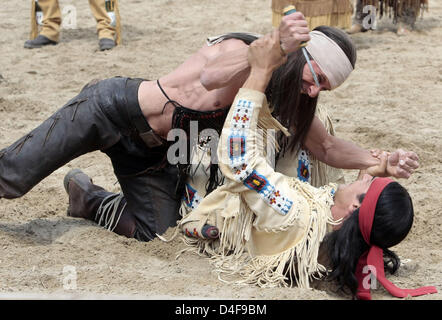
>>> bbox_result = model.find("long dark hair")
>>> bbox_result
[272,25,357,153]
[202,28,357,192]
[323,182,414,298]
[222,27,357,154]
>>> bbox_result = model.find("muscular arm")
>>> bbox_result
[200,39,251,91]
[200,12,309,91]
[304,116,379,170]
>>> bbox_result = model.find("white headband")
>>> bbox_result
[305,31,354,89]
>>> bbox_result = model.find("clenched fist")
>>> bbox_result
[279,11,311,54]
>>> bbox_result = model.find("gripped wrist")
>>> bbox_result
[249,67,272,82]
[243,68,272,92]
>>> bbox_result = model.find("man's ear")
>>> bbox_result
[347,198,361,215]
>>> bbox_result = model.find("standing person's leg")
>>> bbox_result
[397,7,417,36]
[88,0,119,51]
[0,79,121,199]
[348,0,368,34]
[25,0,61,48]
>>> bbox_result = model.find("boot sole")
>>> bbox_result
[24,42,57,49]
[99,44,115,51]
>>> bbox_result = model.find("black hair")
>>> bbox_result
[323,182,414,298]
[198,28,357,194]
[273,26,356,155]
[220,27,357,154]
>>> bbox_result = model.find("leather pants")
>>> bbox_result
[0,77,181,241]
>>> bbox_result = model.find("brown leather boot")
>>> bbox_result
[64,169,112,221]
[64,168,136,238]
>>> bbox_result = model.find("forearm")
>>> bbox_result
[218,74,275,183]
[217,87,264,182]
[217,87,298,219]
[217,29,284,182]
[319,136,379,170]
[305,117,379,170]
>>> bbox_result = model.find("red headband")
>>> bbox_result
[355,177,437,300]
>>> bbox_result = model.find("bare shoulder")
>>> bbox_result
[198,37,249,56]
[217,38,249,51]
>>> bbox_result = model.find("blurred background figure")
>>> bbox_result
[348,0,429,36]
[26,0,121,51]
[271,0,354,30]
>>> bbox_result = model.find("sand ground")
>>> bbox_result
[0,0,441,300]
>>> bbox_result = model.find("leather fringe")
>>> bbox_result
[179,181,337,289]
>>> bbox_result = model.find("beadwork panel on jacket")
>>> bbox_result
[226,97,293,216]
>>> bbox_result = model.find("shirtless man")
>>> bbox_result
[0,12,418,241]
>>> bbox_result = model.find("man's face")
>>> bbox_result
[338,174,374,207]
[301,61,331,98]
[332,174,375,230]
